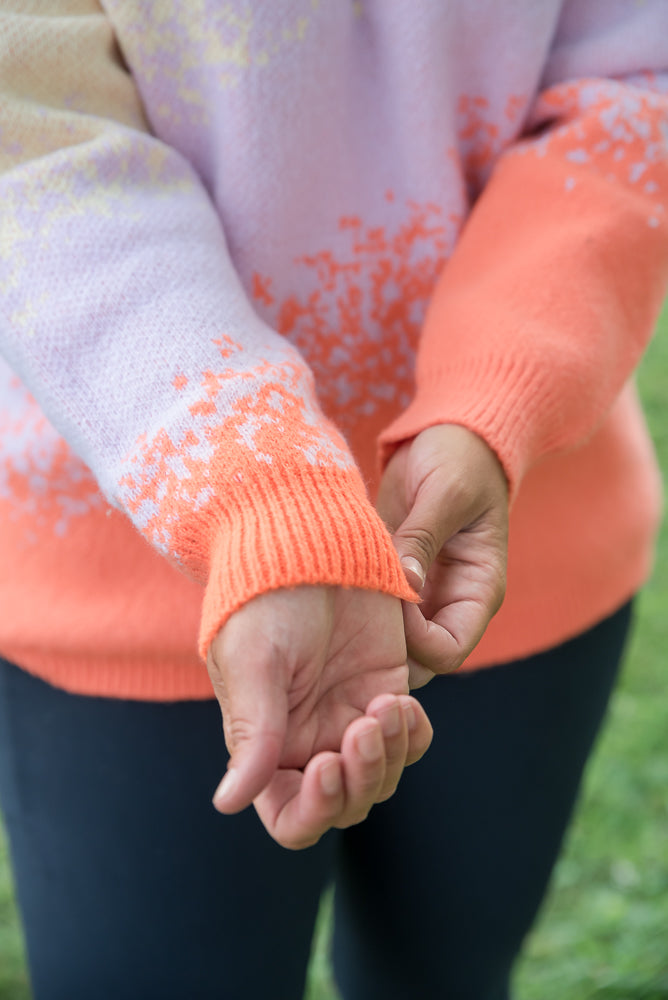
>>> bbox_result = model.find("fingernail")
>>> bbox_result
[320,760,342,796]
[402,702,417,732]
[213,768,237,808]
[380,703,402,737]
[357,725,383,762]
[400,556,425,591]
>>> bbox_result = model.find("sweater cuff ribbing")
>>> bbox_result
[198,463,418,658]
[378,352,574,502]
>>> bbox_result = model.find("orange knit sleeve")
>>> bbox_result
[380,75,668,500]
[0,1,418,671]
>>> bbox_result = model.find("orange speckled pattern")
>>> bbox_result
[0,0,666,698]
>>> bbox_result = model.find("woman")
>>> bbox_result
[0,1,666,996]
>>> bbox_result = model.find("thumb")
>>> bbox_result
[208,625,288,815]
[391,475,453,592]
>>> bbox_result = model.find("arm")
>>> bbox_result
[0,2,414,624]
[0,1,427,845]
[378,0,668,677]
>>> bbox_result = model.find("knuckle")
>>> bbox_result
[354,779,381,804]
[337,808,371,830]
[489,564,507,614]
[402,524,440,564]
[492,584,506,615]
[357,762,385,793]
[376,781,400,804]
[282,833,321,851]
[223,716,256,753]
[443,470,478,513]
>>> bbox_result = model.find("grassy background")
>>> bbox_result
[1,306,667,998]
[0,829,28,997]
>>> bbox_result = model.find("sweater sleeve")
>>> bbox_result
[379,0,668,501]
[0,1,415,658]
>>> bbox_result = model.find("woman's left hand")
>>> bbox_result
[376,424,509,688]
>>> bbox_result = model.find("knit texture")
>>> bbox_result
[0,0,666,698]
[381,78,668,497]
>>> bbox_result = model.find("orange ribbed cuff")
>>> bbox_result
[378,354,549,501]
[198,463,418,658]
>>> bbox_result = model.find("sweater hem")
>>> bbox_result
[0,647,214,702]
[0,556,652,699]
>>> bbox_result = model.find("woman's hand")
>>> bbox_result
[377,424,509,688]
[207,586,432,849]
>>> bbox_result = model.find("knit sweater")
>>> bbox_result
[0,0,666,699]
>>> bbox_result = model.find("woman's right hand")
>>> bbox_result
[207,585,432,849]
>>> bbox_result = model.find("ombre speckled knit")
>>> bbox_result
[0,0,667,699]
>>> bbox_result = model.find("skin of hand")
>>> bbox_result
[207,586,433,850]
[376,424,509,688]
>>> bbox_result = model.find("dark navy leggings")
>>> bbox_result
[0,602,632,1000]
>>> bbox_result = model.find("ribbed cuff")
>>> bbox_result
[197,463,418,658]
[378,351,573,502]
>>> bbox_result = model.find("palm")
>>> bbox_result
[278,588,409,767]
[207,585,430,849]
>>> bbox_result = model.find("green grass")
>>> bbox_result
[0,828,29,999]
[2,306,668,999]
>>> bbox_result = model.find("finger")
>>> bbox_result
[403,591,493,675]
[253,752,346,850]
[403,599,463,675]
[407,656,436,690]
[208,635,288,814]
[391,469,472,593]
[253,703,432,848]
[390,425,508,594]
[335,716,387,827]
[397,694,433,765]
[366,694,409,802]
[376,445,411,536]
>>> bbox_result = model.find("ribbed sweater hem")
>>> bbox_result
[465,553,653,671]
[0,545,653,699]
[0,648,213,701]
